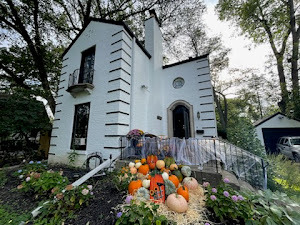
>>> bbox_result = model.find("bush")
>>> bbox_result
[204,179,253,223]
[0,170,7,187]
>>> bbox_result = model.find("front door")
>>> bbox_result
[173,105,191,138]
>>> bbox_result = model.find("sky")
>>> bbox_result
[203,0,271,79]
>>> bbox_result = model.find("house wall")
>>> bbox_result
[255,114,300,147]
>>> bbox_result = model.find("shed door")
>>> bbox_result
[262,128,300,153]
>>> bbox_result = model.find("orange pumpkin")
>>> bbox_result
[147,174,152,180]
[147,155,158,170]
[138,164,150,175]
[128,180,142,195]
[169,175,180,188]
[141,158,147,164]
[177,185,189,202]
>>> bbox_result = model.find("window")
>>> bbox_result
[79,46,95,84]
[173,77,185,89]
[283,138,289,146]
[71,103,90,150]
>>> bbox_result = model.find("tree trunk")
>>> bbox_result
[213,87,227,136]
[276,56,289,113]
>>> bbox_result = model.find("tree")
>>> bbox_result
[216,0,300,118]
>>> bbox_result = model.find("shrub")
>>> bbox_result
[204,179,253,223]
[115,201,173,225]
[111,168,135,192]
[14,161,47,178]
[0,170,7,187]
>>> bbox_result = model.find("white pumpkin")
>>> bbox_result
[182,177,198,190]
[166,193,188,213]
[142,179,150,189]
[129,162,135,168]
[162,172,169,180]
[135,162,142,169]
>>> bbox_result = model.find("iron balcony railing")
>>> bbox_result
[68,69,94,87]
[119,136,267,189]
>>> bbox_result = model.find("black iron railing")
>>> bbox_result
[68,69,94,87]
[119,136,267,189]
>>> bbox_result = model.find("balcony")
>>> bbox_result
[66,69,95,97]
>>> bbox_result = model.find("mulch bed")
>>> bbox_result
[0,165,125,225]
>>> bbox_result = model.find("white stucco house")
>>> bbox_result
[254,112,300,153]
[48,11,217,166]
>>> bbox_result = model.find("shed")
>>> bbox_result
[254,112,300,153]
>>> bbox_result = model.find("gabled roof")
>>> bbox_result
[253,112,300,127]
[62,18,151,59]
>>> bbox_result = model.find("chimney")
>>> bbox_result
[145,9,162,67]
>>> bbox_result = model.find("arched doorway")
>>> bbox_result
[167,100,195,138]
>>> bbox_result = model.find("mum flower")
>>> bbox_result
[205,223,210,225]
[211,188,217,193]
[223,191,229,197]
[203,182,210,187]
[82,188,89,195]
[26,177,30,182]
[210,195,217,201]
[117,212,123,218]
[223,178,230,183]
[125,195,133,204]
[238,195,244,201]
[232,195,238,202]
[29,161,34,164]
[18,169,22,173]
[87,185,93,190]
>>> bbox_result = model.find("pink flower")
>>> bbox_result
[238,195,244,201]
[232,195,238,202]
[210,195,217,201]
[223,178,230,183]
[26,177,30,182]
[203,182,210,187]
[223,191,229,197]
[87,185,93,190]
[205,223,210,225]
[211,188,217,193]
[125,195,133,204]
[81,188,89,195]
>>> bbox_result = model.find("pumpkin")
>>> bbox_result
[172,170,183,182]
[156,160,165,169]
[141,158,147,164]
[177,185,189,201]
[136,172,145,180]
[129,162,135,168]
[161,168,171,175]
[181,166,192,177]
[150,174,165,203]
[135,162,142,169]
[147,174,152,180]
[182,177,198,190]
[165,179,176,196]
[128,180,142,195]
[135,159,140,163]
[170,164,178,171]
[168,175,179,188]
[130,167,137,174]
[166,193,188,213]
[164,157,175,168]
[142,179,150,189]
[162,172,169,180]
[147,155,158,170]
[138,164,150,175]
[136,187,150,201]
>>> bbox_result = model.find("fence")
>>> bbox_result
[119,136,267,189]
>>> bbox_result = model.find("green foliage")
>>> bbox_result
[0,170,7,187]
[68,149,79,167]
[204,181,253,222]
[227,117,266,158]
[242,190,300,225]
[267,155,300,196]
[18,170,69,198]
[116,201,174,225]
[35,184,94,225]
[0,204,31,225]
[111,169,135,192]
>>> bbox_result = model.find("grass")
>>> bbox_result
[0,204,31,225]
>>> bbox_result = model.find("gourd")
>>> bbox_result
[164,157,175,168]
[135,162,142,169]
[142,179,150,189]
[164,179,176,196]
[130,167,137,174]
[181,166,192,177]
[156,160,165,169]
[170,164,178,171]
[168,175,179,188]
[182,177,198,190]
[138,164,150,175]
[172,170,183,182]
[129,162,135,168]
[136,187,150,201]
[147,155,158,170]
[141,158,147,164]
[161,168,171,175]
[162,172,169,180]
[128,180,142,195]
[177,185,189,202]
[166,193,188,213]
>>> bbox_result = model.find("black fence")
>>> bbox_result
[68,69,94,87]
[119,137,267,189]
